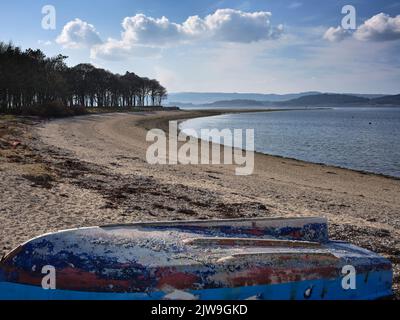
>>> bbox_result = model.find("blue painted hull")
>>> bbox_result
[0,218,393,300]
[0,271,392,300]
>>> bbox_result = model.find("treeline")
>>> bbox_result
[0,42,167,114]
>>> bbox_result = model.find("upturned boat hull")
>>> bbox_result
[0,218,393,300]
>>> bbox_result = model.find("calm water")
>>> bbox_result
[180,107,400,178]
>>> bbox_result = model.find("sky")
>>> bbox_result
[1,0,400,94]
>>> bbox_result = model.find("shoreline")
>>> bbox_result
[141,108,400,182]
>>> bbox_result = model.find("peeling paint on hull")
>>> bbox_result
[0,271,392,300]
[0,218,393,300]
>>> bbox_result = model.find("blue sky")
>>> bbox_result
[1,0,400,94]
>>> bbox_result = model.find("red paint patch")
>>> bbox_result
[155,268,199,290]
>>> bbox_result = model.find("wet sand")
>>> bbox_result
[0,110,399,297]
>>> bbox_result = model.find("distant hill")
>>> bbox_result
[371,94,400,105]
[167,92,320,104]
[166,91,388,105]
[350,94,386,99]
[168,93,400,109]
[204,99,271,108]
[168,99,272,109]
[279,93,370,106]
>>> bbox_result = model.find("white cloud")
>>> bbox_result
[121,15,184,46]
[354,13,400,42]
[323,26,351,42]
[324,13,400,43]
[288,2,303,9]
[203,9,283,43]
[56,18,102,49]
[89,9,283,60]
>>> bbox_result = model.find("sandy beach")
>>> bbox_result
[0,110,399,297]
